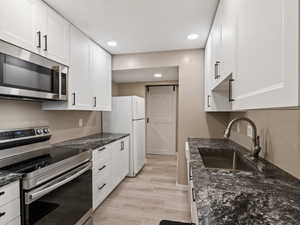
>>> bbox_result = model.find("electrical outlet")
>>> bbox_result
[79,119,83,128]
[247,125,253,137]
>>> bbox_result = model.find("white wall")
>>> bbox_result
[0,99,101,144]
[113,49,228,184]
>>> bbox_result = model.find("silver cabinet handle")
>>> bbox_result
[189,164,192,181]
[37,31,41,48]
[43,34,48,51]
[120,141,124,151]
[94,97,97,107]
[192,187,196,202]
[26,163,91,204]
[98,147,106,152]
[229,78,235,102]
[214,61,220,79]
[98,183,106,191]
[207,95,211,108]
[98,165,106,172]
[72,92,76,105]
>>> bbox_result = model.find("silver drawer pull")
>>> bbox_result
[98,183,106,190]
[98,147,106,152]
[192,188,196,202]
[98,165,106,171]
[0,191,5,196]
[0,212,6,218]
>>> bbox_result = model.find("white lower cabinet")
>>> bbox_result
[6,217,21,225]
[0,181,21,225]
[92,137,129,210]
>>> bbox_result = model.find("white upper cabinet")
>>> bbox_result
[0,0,36,52]
[0,0,70,65]
[205,0,299,111]
[211,2,223,86]
[90,43,112,111]
[43,26,112,111]
[68,26,92,109]
[43,7,70,65]
[232,0,299,110]
[204,36,214,111]
[220,0,237,81]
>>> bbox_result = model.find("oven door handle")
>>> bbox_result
[25,162,91,204]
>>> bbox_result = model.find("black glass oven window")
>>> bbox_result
[3,55,54,92]
[25,169,92,225]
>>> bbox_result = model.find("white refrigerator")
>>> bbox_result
[103,96,145,177]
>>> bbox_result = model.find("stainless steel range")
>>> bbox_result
[0,127,93,225]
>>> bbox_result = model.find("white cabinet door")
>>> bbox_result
[44,7,70,65]
[221,0,237,80]
[111,141,122,189]
[32,0,47,55]
[111,138,129,188]
[69,26,92,109]
[119,138,129,178]
[90,43,112,111]
[0,0,36,52]
[204,36,214,111]
[211,2,223,86]
[233,0,299,110]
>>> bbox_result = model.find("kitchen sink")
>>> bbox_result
[198,148,255,172]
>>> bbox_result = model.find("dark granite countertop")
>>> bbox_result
[0,171,22,188]
[188,138,300,225]
[53,132,130,151]
[0,133,129,188]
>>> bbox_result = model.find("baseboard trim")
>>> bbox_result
[176,182,188,191]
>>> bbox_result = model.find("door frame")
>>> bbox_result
[145,84,178,155]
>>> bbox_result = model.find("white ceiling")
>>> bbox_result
[113,67,178,83]
[44,0,219,54]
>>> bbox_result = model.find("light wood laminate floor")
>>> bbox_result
[93,154,190,225]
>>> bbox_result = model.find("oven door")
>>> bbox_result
[0,51,67,101]
[24,162,92,225]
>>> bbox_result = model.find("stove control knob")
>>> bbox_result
[43,128,49,134]
[36,129,42,135]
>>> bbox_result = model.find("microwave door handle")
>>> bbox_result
[26,163,91,204]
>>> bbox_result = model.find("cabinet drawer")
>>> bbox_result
[93,175,111,210]
[93,161,111,178]
[0,198,20,225]
[6,216,20,225]
[93,144,111,164]
[0,181,20,207]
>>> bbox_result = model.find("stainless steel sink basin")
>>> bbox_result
[198,148,255,172]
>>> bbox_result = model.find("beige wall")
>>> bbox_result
[116,81,178,98]
[113,49,228,184]
[0,99,101,144]
[230,110,300,179]
[112,82,120,96]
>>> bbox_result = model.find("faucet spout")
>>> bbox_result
[224,117,261,158]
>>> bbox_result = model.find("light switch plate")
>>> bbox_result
[247,125,253,137]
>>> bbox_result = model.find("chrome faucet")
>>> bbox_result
[224,117,261,158]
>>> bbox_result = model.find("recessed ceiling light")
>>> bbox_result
[187,33,199,40]
[107,41,117,47]
[154,73,162,78]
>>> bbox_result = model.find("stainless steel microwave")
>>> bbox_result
[0,40,68,101]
